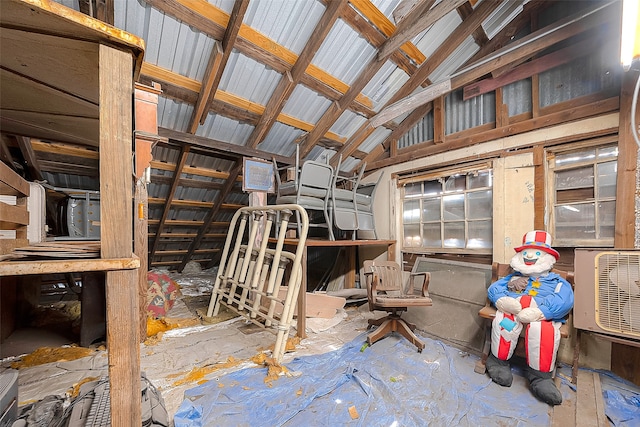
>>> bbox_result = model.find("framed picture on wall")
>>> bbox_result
[242,157,275,193]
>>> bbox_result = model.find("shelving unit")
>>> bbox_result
[0,0,145,424]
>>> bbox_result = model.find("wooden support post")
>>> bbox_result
[135,179,149,342]
[99,43,140,425]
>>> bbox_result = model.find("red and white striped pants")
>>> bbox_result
[490,295,562,373]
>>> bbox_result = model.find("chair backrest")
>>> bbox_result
[297,160,334,198]
[331,155,365,199]
[363,260,403,292]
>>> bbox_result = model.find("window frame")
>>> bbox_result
[400,167,493,255]
[546,138,618,247]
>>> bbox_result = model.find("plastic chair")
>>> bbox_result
[329,155,363,239]
[363,260,433,352]
[354,172,381,239]
[273,158,335,240]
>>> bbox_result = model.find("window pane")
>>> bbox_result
[468,220,493,248]
[422,198,441,221]
[443,222,465,248]
[555,166,594,190]
[597,161,617,198]
[467,190,492,219]
[598,200,616,239]
[422,223,441,247]
[555,148,595,167]
[444,175,465,193]
[423,180,442,196]
[468,171,492,189]
[405,182,422,197]
[403,224,421,247]
[403,200,420,223]
[443,194,464,220]
[554,203,595,240]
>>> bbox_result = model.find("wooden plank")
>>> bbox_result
[369,98,619,170]
[246,0,345,149]
[377,0,466,61]
[189,41,223,131]
[0,203,28,227]
[0,238,28,256]
[576,370,598,425]
[0,256,139,275]
[0,161,30,197]
[135,180,149,343]
[577,370,608,427]
[199,0,249,124]
[550,380,575,426]
[99,43,140,426]
[593,372,608,427]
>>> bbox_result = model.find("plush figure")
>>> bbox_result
[486,230,574,405]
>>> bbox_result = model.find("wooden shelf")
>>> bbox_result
[0,255,139,276]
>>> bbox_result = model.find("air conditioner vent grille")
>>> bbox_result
[595,252,640,338]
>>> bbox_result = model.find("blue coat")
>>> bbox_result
[487,272,574,322]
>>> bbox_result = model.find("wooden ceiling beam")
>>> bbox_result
[150,145,190,261]
[303,0,487,160]
[377,0,468,61]
[463,31,612,100]
[246,0,347,149]
[189,41,223,133]
[150,174,224,190]
[335,0,502,163]
[385,0,504,108]
[145,0,374,111]
[349,0,426,64]
[340,3,418,78]
[368,2,613,156]
[14,136,44,181]
[457,1,490,48]
[184,159,242,272]
[460,0,547,69]
[142,63,346,145]
[199,0,249,126]
[158,127,292,164]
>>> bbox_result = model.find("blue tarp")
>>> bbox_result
[174,332,640,426]
[175,333,553,426]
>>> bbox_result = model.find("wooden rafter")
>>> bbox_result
[199,0,249,127]
[369,1,612,143]
[364,2,608,167]
[14,135,43,181]
[377,0,467,61]
[336,0,503,165]
[349,0,426,64]
[246,0,346,149]
[181,159,242,272]
[144,0,375,111]
[149,145,190,261]
[143,63,347,146]
[341,3,418,79]
[158,127,292,164]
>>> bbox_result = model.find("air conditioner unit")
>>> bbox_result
[574,248,640,341]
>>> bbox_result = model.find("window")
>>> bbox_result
[549,143,618,246]
[401,169,493,252]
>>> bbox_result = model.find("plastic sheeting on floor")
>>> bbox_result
[174,333,555,426]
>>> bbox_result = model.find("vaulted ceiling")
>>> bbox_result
[0,0,620,270]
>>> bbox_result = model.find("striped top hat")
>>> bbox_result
[514,230,559,260]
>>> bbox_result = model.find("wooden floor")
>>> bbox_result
[551,370,610,426]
